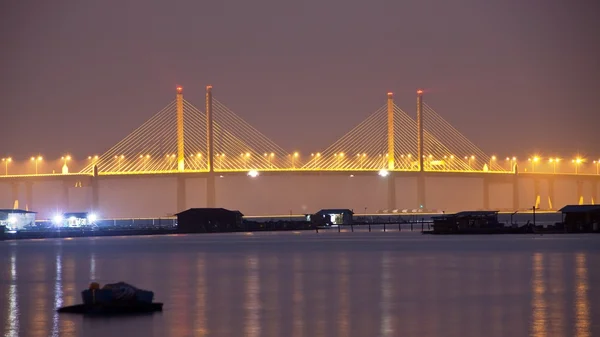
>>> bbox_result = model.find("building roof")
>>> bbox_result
[175,208,244,216]
[0,209,37,214]
[559,205,600,213]
[315,209,354,214]
[454,211,499,217]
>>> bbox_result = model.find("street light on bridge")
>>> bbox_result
[1,157,11,176]
[593,160,599,175]
[528,156,540,172]
[114,155,125,171]
[30,156,43,174]
[489,155,497,171]
[548,157,560,174]
[572,157,583,174]
[464,155,475,170]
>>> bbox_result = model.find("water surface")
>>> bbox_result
[1,232,599,337]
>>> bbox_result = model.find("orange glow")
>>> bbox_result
[176,86,183,92]
[417,89,424,95]
[387,92,393,96]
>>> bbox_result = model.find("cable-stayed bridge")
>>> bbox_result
[1,86,598,217]
[75,87,504,174]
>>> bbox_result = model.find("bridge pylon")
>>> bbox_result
[416,89,424,172]
[206,85,214,173]
[387,92,394,170]
[176,86,185,171]
[206,85,216,207]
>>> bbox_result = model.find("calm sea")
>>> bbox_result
[0,231,599,337]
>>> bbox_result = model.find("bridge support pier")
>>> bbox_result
[61,180,70,211]
[25,181,33,211]
[11,182,19,208]
[548,177,555,210]
[206,173,216,208]
[91,178,99,212]
[387,173,396,211]
[177,175,186,212]
[533,178,541,209]
[417,173,426,209]
[512,175,519,211]
[577,180,584,204]
[483,178,490,210]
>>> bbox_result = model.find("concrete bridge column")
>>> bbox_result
[91,165,99,212]
[206,173,216,208]
[576,180,584,204]
[177,175,186,212]
[417,173,426,209]
[91,178,99,212]
[548,177,555,210]
[533,178,541,208]
[61,180,70,211]
[512,176,519,210]
[483,177,490,210]
[387,172,396,211]
[25,181,33,211]
[11,182,19,208]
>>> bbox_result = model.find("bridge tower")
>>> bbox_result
[416,90,424,171]
[176,86,185,171]
[206,85,214,172]
[387,92,394,170]
[206,85,216,207]
[416,89,426,210]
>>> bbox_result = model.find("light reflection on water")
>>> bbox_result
[575,253,590,337]
[0,233,598,337]
[292,253,304,337]
[6,248,18,337]
[244,254,260,337]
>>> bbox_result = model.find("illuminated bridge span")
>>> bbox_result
[1,86,598,218]
[76,87,505,174]
[1,86,597,176]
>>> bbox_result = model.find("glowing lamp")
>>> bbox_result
[378,169,389,177]
[87,213,97,223]
[53,214,63,224]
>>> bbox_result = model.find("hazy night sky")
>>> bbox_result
[1,0,599,161]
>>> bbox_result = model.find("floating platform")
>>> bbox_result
[57,302,163,315]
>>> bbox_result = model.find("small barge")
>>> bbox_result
[422,211,530,234]
[57,282,163,315]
